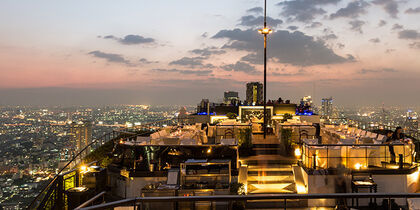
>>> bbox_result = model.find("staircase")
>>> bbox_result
[241,134,306,208]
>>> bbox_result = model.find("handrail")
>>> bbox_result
[78,193,420,210]
[28,118,176,209]
[27,129,133,209]
[75,191,106,209]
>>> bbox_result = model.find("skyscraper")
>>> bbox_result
[246,82,263,105]
[321,97,333,120]
[405,110,419,139]
[70,121,92,151]
[301,96,313,107]
[224,91,239,105]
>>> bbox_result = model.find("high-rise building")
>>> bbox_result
[70,121,92,151]
[246,82,263,105]
[405,110,419,139]
[321,97,333,120]
[224,91,239,105]
[197,99,210,114]
[301,96,313,107]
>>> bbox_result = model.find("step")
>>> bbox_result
[248,183,297,194]
[248,165,292,172]
[252,148,281,155]
[246,198,307,209]
[248,170,293,176]
[248,174,294,182]
[244,159,298,166]
[253,144,282,148]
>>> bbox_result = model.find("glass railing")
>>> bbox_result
[301,142,415,170]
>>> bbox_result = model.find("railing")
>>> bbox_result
[28,119,176,210]
[213,124,251,142]
[76,193,420,210]
[74,191,106,209]
[301,142,415,170]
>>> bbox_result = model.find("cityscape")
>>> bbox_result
[1,0,420,209]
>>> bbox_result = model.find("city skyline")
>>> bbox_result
[1,0,420,106]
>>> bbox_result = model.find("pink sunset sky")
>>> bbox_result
[0,0,419,106]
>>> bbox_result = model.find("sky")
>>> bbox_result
[0,0,419,106]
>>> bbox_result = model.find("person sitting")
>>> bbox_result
[383,130,396,163]
[392,126,405,141]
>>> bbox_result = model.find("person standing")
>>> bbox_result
[384,130,396,163]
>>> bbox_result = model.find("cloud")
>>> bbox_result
[385,49,396,53]
[152,68,212,76]
[372,0,399,18]
[212,28,348,66]
[359,68,398,74]
[169,56,214,68]
[346,54,356,62]
[103,34,155,45]
[398,30,420,40]
[307,22,323,28]
[369,38,381,43]
[392,24,403,30]
[287,26,299,31]
[139,58,158,64]
[349,20,365,33]
[330,0,369,19]
[239,15,283,27]
[322,33,338,40]
[240,53,262,64]
[405,7,420,14]
[409,42,420,49]
[220,61,258,74]
[201,32,209,38]
[88,51,130,64]
[272,69,306,76]
[277,0,341,22]
[247,7,263,14]
[378,20,387,27]
[190,47,226,57]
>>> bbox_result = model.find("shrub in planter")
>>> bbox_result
[238,128,253,156]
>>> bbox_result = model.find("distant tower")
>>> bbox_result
[246,82,263,105]
[301,96,313,107]
[224,91,239,105]
[70,121,92,151]
[321,97,333,121]
[178,107,188,124]
[405,110,419,139]
[197,99,210,114]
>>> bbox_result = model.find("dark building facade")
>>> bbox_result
[246,82,263,105]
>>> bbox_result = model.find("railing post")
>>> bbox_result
[399,154,403,169]
[388,197,391,210]
[312,154,316,169]
[284,198,287,210]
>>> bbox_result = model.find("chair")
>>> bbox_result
[376,135,385,142]
[369,132,378,139]
[351,172,377,207]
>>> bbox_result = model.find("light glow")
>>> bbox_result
[294,148,302,157]
[258,28,273,34]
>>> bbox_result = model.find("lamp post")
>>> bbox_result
[258,0,272,139]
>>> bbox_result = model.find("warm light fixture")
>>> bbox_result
[294,148,302,157]
[258,28,273,35]
[207,148,212,154]
[354,163,362,170]
[80,165,87,172]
